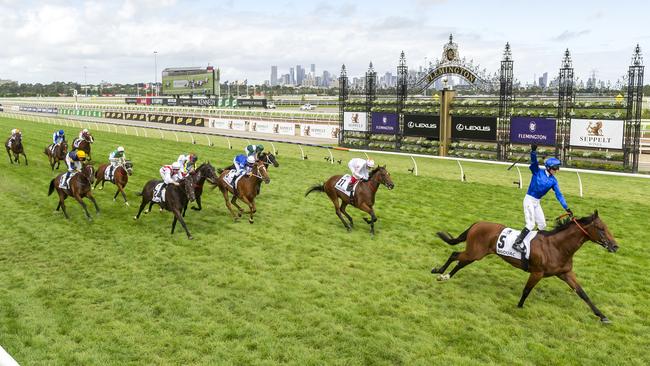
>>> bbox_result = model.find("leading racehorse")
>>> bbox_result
[5,134,28,165]
[305,166,394,235]
[133,176,196,239]
[214,159,270,223]
[73,132,94,160]
[48,164,98,220]
[431,211,619,323]
[44,141,68,170]
[94,161,134,205]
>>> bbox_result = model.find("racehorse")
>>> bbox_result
[44,141,68,170]
[188,162,219,212]
[5,134,28,165]
[431,211,619,323]
[72,132,94,160]
[94,161,134,205]
[133,176,196,239]
[218,152,278,195]
[305,166,394,235]
[214,159,270,223]
[48,164,98,220]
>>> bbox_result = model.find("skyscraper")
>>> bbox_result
[290,67,295,85]
[296,65,304,85]
[310,64,315,74]
[270,66,278,86]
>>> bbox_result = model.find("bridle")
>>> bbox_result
[250,163,269,181]
[561,214,611,249]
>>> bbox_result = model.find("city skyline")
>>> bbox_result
[0,0,648,86]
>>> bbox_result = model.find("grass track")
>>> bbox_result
[0,116,649,365]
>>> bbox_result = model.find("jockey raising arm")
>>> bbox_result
[347,158,375,191]
[53,129,65,145]
[159,162,182,186]
[512,144,572,253]
[109,146,126,168]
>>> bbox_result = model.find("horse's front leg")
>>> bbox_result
[239,195,255,224]
[558,271,610,323]
[359,203,377,236]
[172,208,193,239]
[22,152,27,165]
[6,149,13,164]
[73,194,92,221]
[87,192,100,215]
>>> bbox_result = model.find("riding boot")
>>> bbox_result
[512,228,530,253]
[109,165,115,181]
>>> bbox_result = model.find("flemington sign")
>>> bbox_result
[423,65,478,85]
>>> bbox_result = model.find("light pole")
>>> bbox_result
[153,51,158,97]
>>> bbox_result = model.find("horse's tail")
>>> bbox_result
[305,183,324,197]
[48,179,55,196]
[436,223,475,245]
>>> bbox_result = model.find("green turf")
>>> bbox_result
[1,115,649,365]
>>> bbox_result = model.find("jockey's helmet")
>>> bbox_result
[117,146,125,152]
[189,153,198,163]
[545,157,561,170]
[82,128,89,134]
[171,162,182,170]
[11,129,17,134]
[58,129,64,135]
[76,150,87,159]
[366,159,376,168]
[246,155,256,164]
[257,145,264,152]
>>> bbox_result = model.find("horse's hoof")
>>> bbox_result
[133,216,138,220]
[430,268,438,274]
[159,208,163,213]
[188,235,194,240]
[437,274,450,282]
[98,186,103,190]
[125,202,130,207]
[144,210,149,214]
[113,198,116,202]
[601,317,611,324]
[249,219,254,224]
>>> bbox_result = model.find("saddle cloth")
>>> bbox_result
[59,172,77,189]
[104,166,117,181]
[224,170,244,189]
[496,228,537,260]
[73,139,81,149]
[334,174,358,197]
[152,183,166,203]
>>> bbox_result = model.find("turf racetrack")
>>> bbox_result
[1,116,649,365]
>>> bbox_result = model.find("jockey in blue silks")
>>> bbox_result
[513,144,572,253]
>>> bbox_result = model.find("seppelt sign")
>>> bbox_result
[403,114,439,138]
[570,119,624,149]
[510,117,556,145]
[451,116,497,141]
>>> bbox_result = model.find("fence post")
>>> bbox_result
[410,156,419,176]
[174,132,179,142]
[299,145,305,160]
[515,166,523,189]
[123,126,128,135]
[227,137,232,149]
[271,142,276,155]
[134,127,139,137]
[207,135,213,146]
[190,133,195,144]
[576,172,583,197]
[328,149,334,164]
[457,160,466,182]
[143,128,148,138]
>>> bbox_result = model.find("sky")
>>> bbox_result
[0,0,648,85]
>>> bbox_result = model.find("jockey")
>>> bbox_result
[177,153,198,177]
[108,146,126,177]
[8,128,21,148]
[78,128,89,141]
[513,144,572,253]
[231,154,255,194]
[347,157,375,191]
[53,129,65,145]
[159,162,183,187]
[244,144,264,160]
[63,149,86,185]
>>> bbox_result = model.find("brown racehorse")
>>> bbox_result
[187,162,219,212]
[305,166,394,235]
[215,159,270,223]
[48,164,99,220]
[432,211,619,323]
[72,132,94,160]
[94,161,134,205]
[133,176,196,239]
[219,152,278,195]
[44,141,68,170]
[5,134,28,165]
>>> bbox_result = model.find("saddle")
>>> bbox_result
[152,182,167,203]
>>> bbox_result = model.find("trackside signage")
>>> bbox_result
[403,114,439,138]
[451,116,497,141]
[510,117,556,145]
[570,119,624,149]
[343,112,367,132]
[371,112,399,134]
[301,124,340,139]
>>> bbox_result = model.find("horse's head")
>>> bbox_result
[253,160,271,184]
[197,162,218,184]
[181,176,196,202]
[370,165,394,190]
[260,152,279,168]
[124,160,134,176]
[84,132,94,143]
[584,210,618,253]
[82,163,95,185]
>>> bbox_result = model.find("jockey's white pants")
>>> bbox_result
[523,194,546,230]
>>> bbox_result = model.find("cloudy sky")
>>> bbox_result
[0,0,648,85]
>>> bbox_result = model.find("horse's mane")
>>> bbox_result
[538,214,596,236]
[369,166,384,178]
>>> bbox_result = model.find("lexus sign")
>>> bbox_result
[451,116,497,141]
[403,114,439,139]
